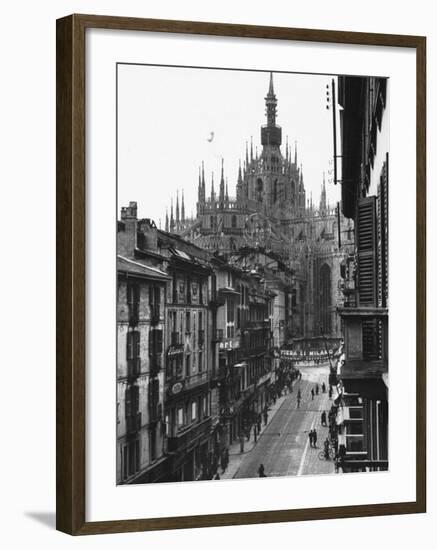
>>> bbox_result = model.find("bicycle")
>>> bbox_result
[318,447,336,461]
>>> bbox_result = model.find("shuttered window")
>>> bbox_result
[127,330,140,360]
[357,196,377,306]
[377,156,389,308]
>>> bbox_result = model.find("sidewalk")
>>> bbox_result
[219,393,289,479]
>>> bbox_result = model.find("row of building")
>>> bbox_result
[117,203,294,483]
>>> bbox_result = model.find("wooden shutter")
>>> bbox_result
[127,331,133,360]
[357,196,377,306]
[155,330,163,353]
[133,330,140,359]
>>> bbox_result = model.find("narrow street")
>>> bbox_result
[232,364,336,479]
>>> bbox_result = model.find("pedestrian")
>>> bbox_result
[328,386,333,399]
[315,384,319,396]
[313,429,318,447]
[220,452,226,473]
[308,430,313,447]
[297,389,302,400]
[239,434,245,453]
[311,388,315,400]
[263,411,268,425]
[258,463,267,477]
[321,410,327,426]
[322,382,326,393]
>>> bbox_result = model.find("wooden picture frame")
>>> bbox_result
[56,13,426,535]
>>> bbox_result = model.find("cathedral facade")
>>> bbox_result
[165,73,354,342]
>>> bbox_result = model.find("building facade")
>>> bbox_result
[335,75,389,471]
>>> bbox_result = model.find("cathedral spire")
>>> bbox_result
[210,172,216,202]
[286,136,289,162]
[175,190,180,227]
[181,190,185,222]
[295,141,298,165]
[165,208,169,232]
[265,72,277,127]
[225,178,229,203]
[261,72,281,147]
[170,198,175,232]
[245,141,249,165]
[320,172,327,213]
[219,158,225,204]
[250,136,253,161]
[238,159,243,184]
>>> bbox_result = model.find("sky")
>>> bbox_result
[117,64,342,226]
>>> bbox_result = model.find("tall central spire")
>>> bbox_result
[261,72,282,147]
[265,72,277,127]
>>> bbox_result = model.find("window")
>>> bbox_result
[177,407,184,428]
[127,282,140,324]
[185,354,191,377]
[231,215,237,228]
[185,311,191,333]
[127,330,140,360]
[198,351,203,372]
[191,401,197,422]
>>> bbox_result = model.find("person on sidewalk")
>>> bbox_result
[322,382,326,393]
[258,464,267,477]
[321,410,327,426]
[308,430,314,447]
[311,388,315,400]
[315,384,319,396]
[263,407,268,426]
[313,429,318,447]
[239,434,245,453]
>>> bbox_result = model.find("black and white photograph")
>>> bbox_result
[116,65,389,485]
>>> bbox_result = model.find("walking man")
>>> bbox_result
[308,430,313,448]
[315,384,319,396]
[258,463,267,477]
[311,388,315,400]
[322,382,326,393]
[313,429,318,447]
[321,410,327,427]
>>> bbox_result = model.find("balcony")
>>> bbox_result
[127,358,140,381]
[126,412,141,435]
[185,371,208,391]
[167,417,212,453]
[337,307,388,389]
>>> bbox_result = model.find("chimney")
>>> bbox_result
[137,218,158,251]
[118,201,138,257]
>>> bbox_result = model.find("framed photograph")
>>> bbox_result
[56,14,426,535]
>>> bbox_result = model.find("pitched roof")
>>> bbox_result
[117,256,170,281]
